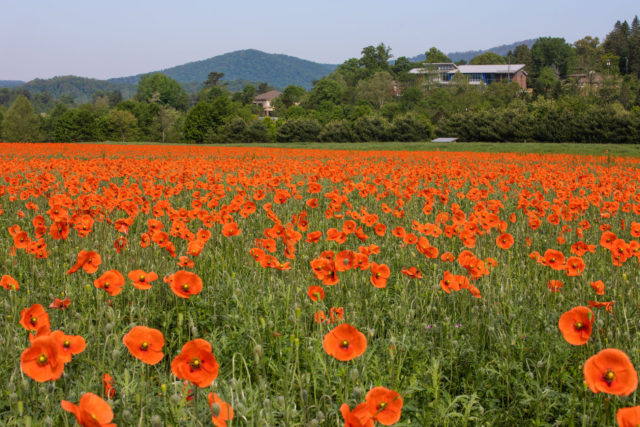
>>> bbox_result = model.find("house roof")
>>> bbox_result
[454,64,526,74]
[254,90,281,102]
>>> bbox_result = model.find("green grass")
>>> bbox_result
[102,140,640,157]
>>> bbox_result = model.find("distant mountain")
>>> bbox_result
[409,39,537,63]
[0,80,25,88]
[108,49,337,90]
[17,76,137,104]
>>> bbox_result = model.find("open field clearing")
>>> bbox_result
[2,143,640,426]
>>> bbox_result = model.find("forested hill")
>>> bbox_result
[108,49,337,90]
[409,39,537,63]
[17,76,137,104]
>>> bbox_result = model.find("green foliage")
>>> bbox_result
[106,109,138,142]
[136,74,188,110]
[359,43,392,74]
[355,72,394,109]
[318,119,353,142]
[276,117,322,142]
[531,37,577,78]
[390,113,434,141]
[54,107,101,142]
[17,76,136,105]
[307,78,343,108]
[425,47,451,63]
[469,52,506,65]
[2,95,39,142]
[353,115,389,141]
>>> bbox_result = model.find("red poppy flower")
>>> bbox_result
[169,270,203,299]
[496,232,514,249]
[370,262,390,288]
[584,348,638,396]
[590,280,605,295]
[20,303,50,335]
[558,306,594,345]
[21,335,64,382]
[123,326,165,365]
[50,330,86,363]
[103,373,116,399]
[617,405,640,427]
[171,339,220,388]
[323,323,367,361]
[341,402,374,427]
[208,393,234,427]
[61,392,116,427]
[365,386,403,425]
[67,250,101,274]
[401,267,422,279]
[307,285,325,302]
[1,274,19,291]
[127,270,158,290]
[547,280,563,292]
[94,270,125,296]
[49,297,71,310]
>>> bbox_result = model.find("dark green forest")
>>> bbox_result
[1,17,639,144]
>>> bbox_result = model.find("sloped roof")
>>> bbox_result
[254,90,282,101]
[454,64,526,74]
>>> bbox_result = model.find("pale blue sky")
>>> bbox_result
[1,0,637,81]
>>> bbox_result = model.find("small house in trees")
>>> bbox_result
[253,90,282,117]
[409,63,527,89]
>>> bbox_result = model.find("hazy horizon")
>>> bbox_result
[1,0,637,81]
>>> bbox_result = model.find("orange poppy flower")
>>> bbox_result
[314,310,328,324]
[496,232,514,249]
[67,250,101,274]
[178,256,195,268]
[94,270,125,296]
[322,323,367,361]
[61,392,116,427]
[169,270,203,298]
[48,330,85,364]
[547,280,563,292]
[401,267,422,279]
[20,303,50,335]
[588,300,615,313]
[221,222,241,237]
[208,393,234,427]
[127,270,158,290]
[558,306,593,345]
[543,249,565,270]
[440,271,461,294]
[20,335,64,382]
[583,348,638,396]
[340,402,374,427]
[306,230,322,243]
[307,285,325,302]
[365,386,403,425]
[374,223,386,237]
[590,280,605,295]
[49,297,71,310]
[370,262,390,288]
[335,250,355,272]
[123,326,165,365]
[1,274,19,291]
[565,256,585,276]
[617,406,640,427]
[103,373,116,399]
[171,339,219,388]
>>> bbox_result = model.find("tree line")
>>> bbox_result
[1,15,639,143]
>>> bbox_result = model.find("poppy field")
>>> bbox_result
[3,143,640,426]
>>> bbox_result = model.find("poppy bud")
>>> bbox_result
[276,395,285,407]
[122,409,132,422]
[112,349,120,359]
[21,379,30,393]
[309,420,319,426]
[161,384,167,394]
[43,416,53,427]
[254,344,263,357]
[150,415,162,427]
[170,394,181,404]
[211,402,221,416]
[263,398,271,408]
[9,393,17,403]
[190,326,198,336]
[315,410,325,422]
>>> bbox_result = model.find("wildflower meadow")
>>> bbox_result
[2,143,640,426]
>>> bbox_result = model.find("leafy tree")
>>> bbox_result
[531,37,576,78]
[3,95,39,141]
[0,110,3,137]
[54,108,100,142]
[276,118,322,142]
[469,52,506,65]
[183,102,215,142]
[507,44,535,75]
[534,66,561,97]
[116,100,159,140]
[391,57,414,75]
[389,113,433,141]
[204,72,225,88]
[258,82,272,94]
[359,44,392,73]
[280,85,307,108]
[107,110,137,142]
[307,78,343,108]
[231,85,257,105]
[424,47,451,63]
[40,102,68,141]
[136,74,188,110]
[334,58,369,87]
[319,120,353,142]
[246,120,270,142]
[574,36,604,73]
[355,72,394,109]
[353,115,389,141]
